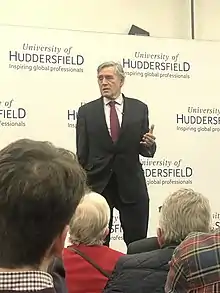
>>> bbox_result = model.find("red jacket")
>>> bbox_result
[63,244,124,293]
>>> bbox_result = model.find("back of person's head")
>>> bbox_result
[165,231,220,292]
[158,188,211,245]
[69,192,110,245]
[0,139,86,269]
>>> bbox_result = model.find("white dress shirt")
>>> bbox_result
[103,95,123,135]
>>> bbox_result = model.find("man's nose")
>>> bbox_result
[102,77,108,85]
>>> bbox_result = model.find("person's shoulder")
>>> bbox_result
[128,237,159,254]
[175,231,220,258]
[124,96,148,108]
[116,252,140,266]
[120,247,174,267]
[77,98,101,116]
[110,251,154,273]
[80,98,101,109]
[103,246,124,257]
[111,253,134,271]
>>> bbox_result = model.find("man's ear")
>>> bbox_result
[120,78,124,88]
[50,225,69,258]
[157,227,165,247]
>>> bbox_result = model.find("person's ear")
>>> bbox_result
[103,227,109,240]
[51,225,69,258]
[120,78,124,88]
[157,227,165,247]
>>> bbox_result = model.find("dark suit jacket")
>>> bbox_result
[127,237,160,254]
[76,95,156,203]
[48,257,67,293]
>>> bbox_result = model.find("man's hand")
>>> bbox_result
[140,124,156,147]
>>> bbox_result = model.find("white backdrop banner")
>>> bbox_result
[0,25,219,252]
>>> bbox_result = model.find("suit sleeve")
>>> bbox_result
[76,106,89,168]
[139,104,156,158]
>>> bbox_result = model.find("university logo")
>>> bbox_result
[67,102,86,128]
[0,99,27,127]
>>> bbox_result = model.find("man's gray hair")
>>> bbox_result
[159,188,211,243]
[69,192,110,246]
[97,61,125,81]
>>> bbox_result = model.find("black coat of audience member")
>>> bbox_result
[127,236,160,254]
[48,258,66,293]
[51,273,67,293]
[103,245,177,293]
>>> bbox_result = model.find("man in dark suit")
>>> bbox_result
[76,61,156,246]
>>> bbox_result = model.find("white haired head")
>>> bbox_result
[69,192,110,246]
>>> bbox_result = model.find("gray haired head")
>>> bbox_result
[97,61,125,82]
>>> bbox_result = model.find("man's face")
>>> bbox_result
[97,66,124,99]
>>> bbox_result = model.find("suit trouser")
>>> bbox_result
[102,173,149,246]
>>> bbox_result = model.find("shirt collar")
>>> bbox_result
[0,271,54,291]
[103,94,123,105]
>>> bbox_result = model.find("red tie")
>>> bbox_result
[109,101,120,142]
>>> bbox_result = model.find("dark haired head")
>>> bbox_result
[0,139,86,269]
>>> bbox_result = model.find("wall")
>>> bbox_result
[1,1,220,42]
[195,0,220,41]
[0,0,191,39]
